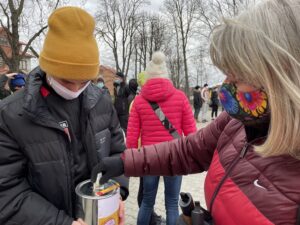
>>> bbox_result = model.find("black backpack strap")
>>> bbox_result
[148,101,181,139]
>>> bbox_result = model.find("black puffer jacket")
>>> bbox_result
[0,67,128,225]
[193,90,202,108]
[114,82,130,116]
[210,90,219,107]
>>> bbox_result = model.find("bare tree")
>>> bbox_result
[164,0,198,95]
[163,20,183,89]
[0,0,61,71]
[196,0,257,33]
[136,14,148,71]
[165,48,184,89]
[148,15,166,59]
[192,47,206,86]
[96,0,149,79]
[190,0,257,87]
[131,13,168,76]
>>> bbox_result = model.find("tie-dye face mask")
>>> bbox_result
[219,82,270,126]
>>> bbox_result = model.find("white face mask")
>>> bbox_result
[47,75,90,100]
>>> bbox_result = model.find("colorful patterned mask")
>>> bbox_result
[219,82,269,125]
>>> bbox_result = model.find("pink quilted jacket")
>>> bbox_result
[126,78,196,148]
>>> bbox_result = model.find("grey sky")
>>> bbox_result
[67,0,163,15]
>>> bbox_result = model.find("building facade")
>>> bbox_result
[0,27,33,74]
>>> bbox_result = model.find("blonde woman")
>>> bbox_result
[92,0,300,224]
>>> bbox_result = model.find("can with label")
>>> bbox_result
[75,179,120,225]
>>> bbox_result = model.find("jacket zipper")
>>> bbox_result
[53,128,73,217]
[64,133,74,217]
[81,114,97,172]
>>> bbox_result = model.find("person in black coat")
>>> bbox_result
[0,7,128,225]
[193,85,202,122]
[210,88,220,120]
[128,78,138,106]
[114,72,130,135]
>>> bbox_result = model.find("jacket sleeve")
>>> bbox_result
[181,96,197,136]
[0,125,73,225]
[126,100,140,148]
[123,112,231,177]
[109,107,129,200]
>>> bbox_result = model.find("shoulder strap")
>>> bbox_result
[148,101,181,139]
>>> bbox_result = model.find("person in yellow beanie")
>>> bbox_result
[0,6,128,225]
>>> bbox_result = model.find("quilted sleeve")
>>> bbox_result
[126,100,141,148]
[181,95,197,135]
[123,112,232,177]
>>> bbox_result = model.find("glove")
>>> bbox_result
[91,156,124,184]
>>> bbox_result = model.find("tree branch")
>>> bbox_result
[29,46,39,58]
[17,0,25,17]
[21,25,48,58]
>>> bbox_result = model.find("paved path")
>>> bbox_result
[124,173,207,225]
[124,119,212,225]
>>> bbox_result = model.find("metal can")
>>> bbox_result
[76,179,120,225]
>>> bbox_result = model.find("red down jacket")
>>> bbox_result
[123,112,300,225]
[126,78,196,148]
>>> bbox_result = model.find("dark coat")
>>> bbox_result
[210,90,219,107]
[114,82,130,133]
[123,112,300,225]
[193,90,202,108]
[0,67,128,225]
[127,79,138,107]
[0,75,11,99]
[114,82,130,116]
[101,85,110,95]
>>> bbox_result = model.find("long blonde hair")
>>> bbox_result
[210,0,300,159]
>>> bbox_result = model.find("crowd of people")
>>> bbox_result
[1,0,300,225]
[193,84,221,123]
[0,70,26,99]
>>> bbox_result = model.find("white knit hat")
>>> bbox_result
[145,51,169,79]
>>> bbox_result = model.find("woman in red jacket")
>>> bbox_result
[126,51,196,225]
[92,0,300,224]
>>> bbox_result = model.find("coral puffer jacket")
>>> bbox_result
[126,78,196,148]
[123,112,300,225]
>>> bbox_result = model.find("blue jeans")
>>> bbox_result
[137,176,182,225]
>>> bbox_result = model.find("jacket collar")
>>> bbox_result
[23,67,103,123]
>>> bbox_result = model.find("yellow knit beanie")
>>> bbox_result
[39,6,99,80]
